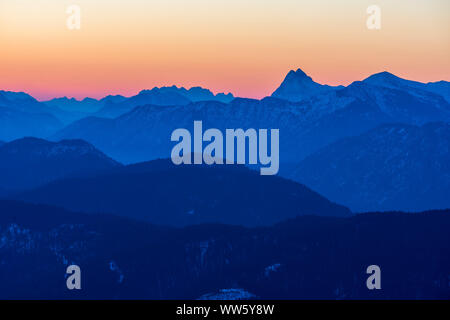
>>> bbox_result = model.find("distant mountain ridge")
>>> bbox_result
[291,122,450,212]
[2,70,448,142]
[0,90,37,105]
[0,90,87,136]
[0,86,234,139]
[94,86,234,119]
[363,71,450,103]
[0,106,63,141]
[3,69,450,213]
[41,86,235,120]
[93,88,191,118]
[43,97,111,113]
[12,159,351,227]
[145,86,234,103]
[271,68,343,102]
[0,137,121,191]
[52,70,450,166]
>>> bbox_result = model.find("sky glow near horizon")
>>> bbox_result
[0,0,449,100]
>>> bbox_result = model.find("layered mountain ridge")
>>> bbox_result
[0,137,121,191]
[11,158,351,227]
[0,200,448,299]
[291,122,450,212]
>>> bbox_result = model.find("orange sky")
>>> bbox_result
[0,0,449,100]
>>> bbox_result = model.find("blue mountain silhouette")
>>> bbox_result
[43,96,108,113]
[94,86,234,119]
[0,86,234,140]
[0,200,449,299]
[150,85,234,103]
[0,137,121,192]
[52,70,450,168]
[271,68,343,101]
[11,158,351,227]
[0,106,63,141]
[1,68,450,299]
[2,69,450,213]
[291,122,450,212]
[363,71,450,103]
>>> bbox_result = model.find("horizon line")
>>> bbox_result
[2,68,449,102]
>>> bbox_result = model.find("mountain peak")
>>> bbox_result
[48,97,78,102]
[286,68,310,80]
[271,68,336,102]
[365,71,402,83]
[138,86,234,104]
[0,90,37,104]
[375,71,397,77]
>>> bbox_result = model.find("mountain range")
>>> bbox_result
[363,71,450,103]
[10,157,350,227]
[1,69,449,214]
[43,95,126,114]
[0,86,234,141]
[93,86,234,119]
[1,68,450,299]
[0,91,64,141]
[51,70,450,168]
[1,200,449,299]
[0,137,120,192]
[291,122,450,212]
[43,86,234,120]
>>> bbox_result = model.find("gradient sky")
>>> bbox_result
[0,0,449,100]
